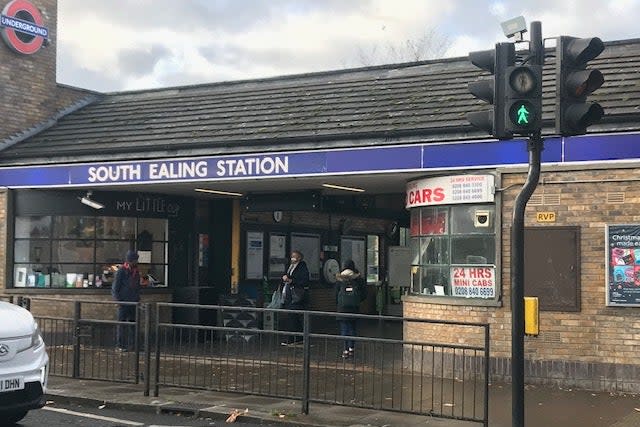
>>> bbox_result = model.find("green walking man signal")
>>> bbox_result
[508,100,536,129]
[516,104,530,125]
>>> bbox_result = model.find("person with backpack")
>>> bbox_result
[335,260,366,359]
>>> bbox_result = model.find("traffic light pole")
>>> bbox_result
[511,21,543,427]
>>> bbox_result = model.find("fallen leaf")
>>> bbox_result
[225,409,247,423]
[634,408,640,412]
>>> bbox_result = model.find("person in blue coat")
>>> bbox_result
[111,250,141,351]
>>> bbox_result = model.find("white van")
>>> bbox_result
[0,301,49,424]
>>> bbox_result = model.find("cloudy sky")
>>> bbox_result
[55,0,640,93]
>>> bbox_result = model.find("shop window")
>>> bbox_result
[450,236,495,264]
[292,233,321,281]
[366,235,379,283]
[96,217,135,240]
[399,227,409,246]
[53,216,96,239]
[15,216,51,238]
[409,204,496,299]
[13,215,169,289]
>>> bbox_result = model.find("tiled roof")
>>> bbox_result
[1,38,639,165]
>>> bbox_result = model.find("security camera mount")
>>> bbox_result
[79,191,105,209]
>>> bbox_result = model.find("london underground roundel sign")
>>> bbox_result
[0,0,48,55]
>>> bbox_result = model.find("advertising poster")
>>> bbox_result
[607,225,640,306]
[292,234,321,280]
[450,266,496,298]
[246,232,264,280]
[198,234,209,267]
[268,233,287,278]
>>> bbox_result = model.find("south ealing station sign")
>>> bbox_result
[1,134,640,188]
[0,0,48,55]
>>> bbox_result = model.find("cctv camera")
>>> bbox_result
[80,197,104,209]
[501,16,527,39]
[79,192,105,209]
[474,210,491,227]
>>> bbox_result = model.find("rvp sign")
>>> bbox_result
[0,0,48,55]
[536,212,556,222]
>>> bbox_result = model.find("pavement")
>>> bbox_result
[45,376,640,427]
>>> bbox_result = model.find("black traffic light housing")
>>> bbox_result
[555,36,605,136]
[504,64,543,136]
[467,42,515,140]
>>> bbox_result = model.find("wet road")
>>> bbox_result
[14,401,299,427]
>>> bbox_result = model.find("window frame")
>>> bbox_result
[12,215,169,289]
[408,203,498,300]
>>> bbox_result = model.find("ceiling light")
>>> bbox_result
[321,183,365,193]
[194,188,244,197]
[79,191,104,209]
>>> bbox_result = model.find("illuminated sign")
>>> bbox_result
[1,134,640,189]
[406,175,495,209]
[1,0,48,55]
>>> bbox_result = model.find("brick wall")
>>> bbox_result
[404,167,640,392]
[21,293,172,320]
[0,0,91,143]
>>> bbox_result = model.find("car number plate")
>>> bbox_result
[0,377,24,392]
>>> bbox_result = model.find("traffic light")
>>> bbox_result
[504,64,543,136]
[467,42,515,140]
[555,36,605,136]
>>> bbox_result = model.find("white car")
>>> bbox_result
[0,301,48,424]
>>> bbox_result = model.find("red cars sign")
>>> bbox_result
[1,0,48,55]
[406,174,495,209]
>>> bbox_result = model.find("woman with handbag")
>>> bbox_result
[280,250,309,345]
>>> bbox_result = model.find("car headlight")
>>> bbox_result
[31,322,43,348]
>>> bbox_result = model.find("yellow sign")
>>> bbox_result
[536,212,556,222]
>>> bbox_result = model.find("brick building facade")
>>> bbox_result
[0,0,92,144]
[405,167,640,392]
[2,0,640,392]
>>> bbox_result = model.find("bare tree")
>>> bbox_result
[352,28,451,66]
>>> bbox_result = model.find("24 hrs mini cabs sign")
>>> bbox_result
[451,266,496,298]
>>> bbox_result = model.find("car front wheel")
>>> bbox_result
[0,410,29,425]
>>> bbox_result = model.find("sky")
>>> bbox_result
[55,0,640,93]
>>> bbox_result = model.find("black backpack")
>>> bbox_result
[338,280,361,309]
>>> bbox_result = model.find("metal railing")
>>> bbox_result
[26,297,144,384]
[18,297,489,425]
[153,303,490,425]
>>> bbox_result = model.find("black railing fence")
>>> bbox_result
[18,297,489,426]
[26,297,144,384]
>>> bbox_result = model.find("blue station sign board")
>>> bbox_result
[0,133,638,188]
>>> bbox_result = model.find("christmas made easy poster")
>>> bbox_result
[607,225,640,306]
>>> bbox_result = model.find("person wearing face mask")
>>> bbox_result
[280,250,310,345]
